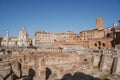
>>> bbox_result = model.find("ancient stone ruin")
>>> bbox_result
[0,47,120,80]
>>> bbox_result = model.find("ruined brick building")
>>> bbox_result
[0,17,120,50]
[0,17,120,80]
[52,17,120,50]
[0,48,120,80]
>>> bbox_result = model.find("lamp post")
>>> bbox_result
[119,20,120,26]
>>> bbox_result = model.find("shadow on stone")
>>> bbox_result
[18,62,22,77]
[23,68,36,80]
[4,63,19,80]
[61,73,73,80]
[98,54,103,69]
[46,67,52,80]
[61,71,101,80]
[0,58,2,61]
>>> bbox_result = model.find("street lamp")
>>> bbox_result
[118,20,120,26]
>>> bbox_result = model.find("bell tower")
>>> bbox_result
[96,17,104,30]
[17,26,28,47]
[6,31,9,47]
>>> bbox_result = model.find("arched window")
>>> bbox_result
[102,43,105,47]
[94,43,97,47]
[98,41,101,46]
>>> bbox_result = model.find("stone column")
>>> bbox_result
[6,31,9,47]
[116,56,120,74]
[12,61,22,78]
[92,54,100,67]
[99,53,107,71]
[111,56,120,74]
[36,58,46,80]
[40,59,46,80]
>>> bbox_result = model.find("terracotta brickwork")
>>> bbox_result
[96,17,104,30]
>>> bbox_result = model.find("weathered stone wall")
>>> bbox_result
[0,50,120,80]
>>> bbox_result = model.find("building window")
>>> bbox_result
[102,43,105,47]
[94,43,97,47]
[98,41,101,46]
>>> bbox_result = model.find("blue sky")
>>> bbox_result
[0,0,120,37]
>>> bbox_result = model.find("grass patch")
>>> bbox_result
[100,73,110,80]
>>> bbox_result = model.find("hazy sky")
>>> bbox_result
[0,0,120,37]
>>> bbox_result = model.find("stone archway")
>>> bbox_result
[46,67,52,80]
